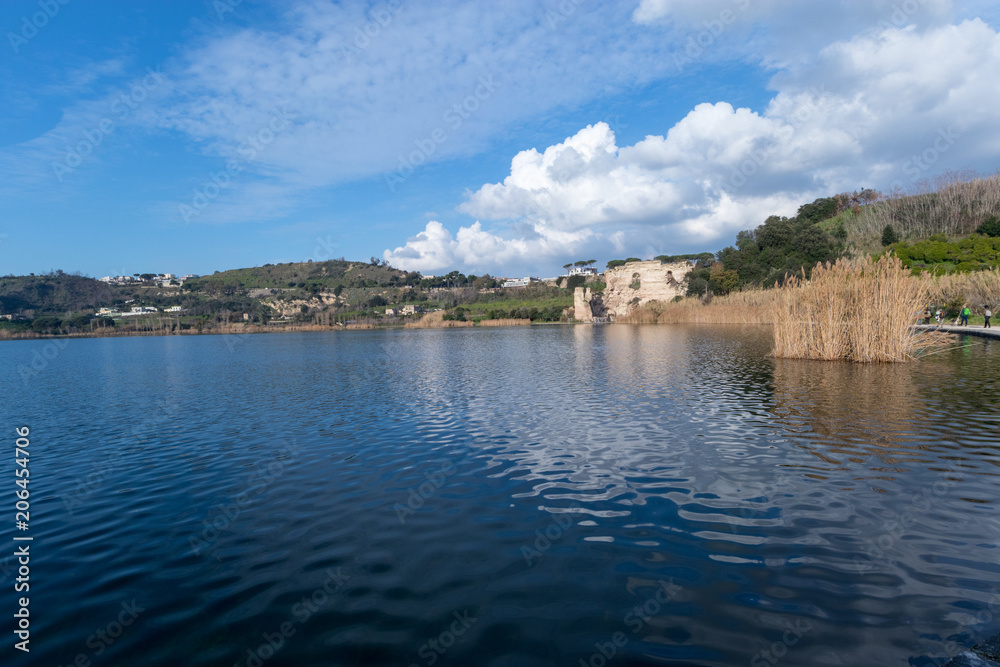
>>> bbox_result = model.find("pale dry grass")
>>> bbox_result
[849,170,1000,246]
[772,255,931,362]
[404,311,474,328]
[478,318,531,327]
[620,289,774,325]
[925,268,1000,309]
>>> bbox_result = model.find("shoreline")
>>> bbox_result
[3,320,991,344]
[915,323,1000,340]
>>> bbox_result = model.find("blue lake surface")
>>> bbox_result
[1,325,999,666]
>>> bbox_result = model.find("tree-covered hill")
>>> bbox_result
[183,259,416,296]
[838,171,1000,249]
[684,196,847,295]
[0,271,114,316]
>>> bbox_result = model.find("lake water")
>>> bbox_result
[2,325,999,666]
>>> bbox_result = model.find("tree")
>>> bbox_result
[797,197,838,223]
[585,259,596,267]
[625,257,641,263]
[606,259,626,269]
[881,224,899,246]
[975,215,1000,238]
[563,263,573,273]
[31,315,62,333]
[574,260,587,267]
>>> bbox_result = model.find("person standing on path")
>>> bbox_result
[985,305,992,329]
[961,304,971,326]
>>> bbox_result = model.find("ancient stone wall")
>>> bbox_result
[600,260,692,319]
[573,287,593,322]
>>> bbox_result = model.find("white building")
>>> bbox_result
[568,267,597,277]
[502,277,534,288]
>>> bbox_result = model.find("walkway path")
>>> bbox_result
[915,324,1000,340]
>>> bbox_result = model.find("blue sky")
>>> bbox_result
[2,0,1000,279]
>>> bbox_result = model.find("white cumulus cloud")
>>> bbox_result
[386,19,1000,275]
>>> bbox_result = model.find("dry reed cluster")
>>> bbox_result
[623,255,942,362]
[620,290,773,325]
[404,311,474,328]
[478,318,531,327]
[772,255,931,362]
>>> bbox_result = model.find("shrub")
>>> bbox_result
[881,224,899,246]
[976,215,1000,238]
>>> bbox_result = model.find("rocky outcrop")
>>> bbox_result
[574,287,594,322]
[602,260,691,318]
[575,261,692,321]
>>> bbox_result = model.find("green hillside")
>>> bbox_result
[0,271,114,315]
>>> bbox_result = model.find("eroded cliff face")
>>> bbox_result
[575,261,692,321]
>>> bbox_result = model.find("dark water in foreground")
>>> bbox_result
[1,325,999,666]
